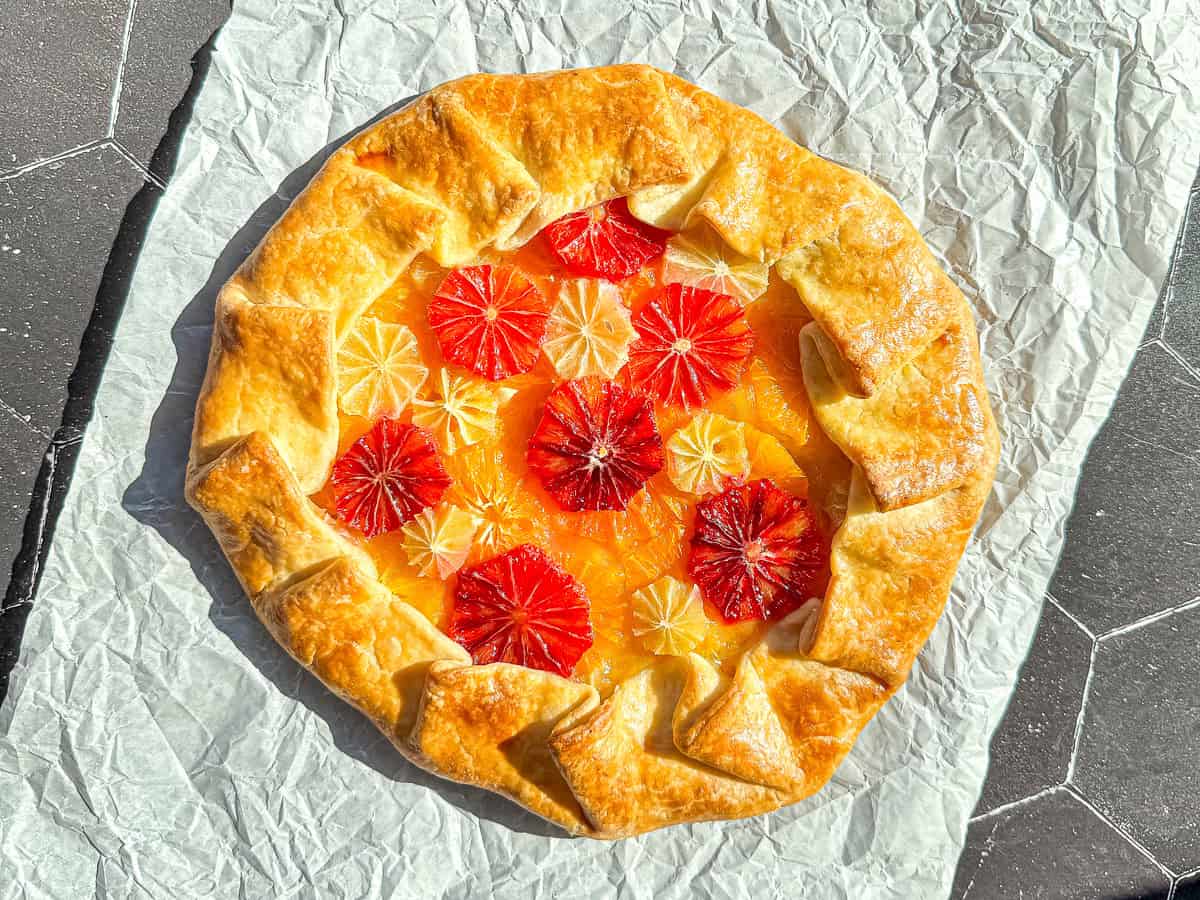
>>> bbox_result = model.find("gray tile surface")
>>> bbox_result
[0,0,128,170]
[1163,190,1200,369]
[0,420,48,602]
[975,599,1092,814]
[953,790,1170,900]
[1073,605,1200,874]
[114,0,227,177]
[0,145,152,433]
[1049,342,1200,635]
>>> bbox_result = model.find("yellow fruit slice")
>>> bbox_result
[399,504,481,580]
[412,369,514,453]
[661,231,769,304]
[337,317,428,419]
[542,279,636,380]
[631,576,709,656]
[665,412,750,495]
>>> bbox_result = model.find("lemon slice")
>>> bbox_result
[542,279,636,380]
[665,411,750,495]
[661,232,769,304]
[337,318,428,418]
[399,504,481,579]
[631,576,709,656]
[412,369,514,453]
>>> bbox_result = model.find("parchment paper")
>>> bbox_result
[3,2,1200,897]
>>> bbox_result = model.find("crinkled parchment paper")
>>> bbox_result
[3,2,1199,897]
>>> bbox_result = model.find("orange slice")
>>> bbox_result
[631,575,709,656]
[337,318,428,419]
[411,369,514,453]
[664,411,750,495]
[661,231,769,304]
[542,279,636,380]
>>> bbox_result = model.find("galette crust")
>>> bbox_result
[186,65,998,838]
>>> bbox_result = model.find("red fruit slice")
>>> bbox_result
[625,283,754,409]
[330,419,451,537]
[450,544,594,676]
[542,197,670,281]
[526,376,664,512]
[428,265,551,381]
[688,478,827,623]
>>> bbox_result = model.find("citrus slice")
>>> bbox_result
[688,478,827,623]
[336,317,428,419]
[447,446,551,559]
[399,504,481,580]
[665,411,750,495]
[542,197,670,281]
[411,369,514,453]
[330,419,452,537]
[542,279,636,380]
[449,544,594,676]
[625,283,754,409]
[427,264,551,381]
[526,377,664,512]
[631,576,709,656]
[661,232,769,304]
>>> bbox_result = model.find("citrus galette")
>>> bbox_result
[186,65,997,838]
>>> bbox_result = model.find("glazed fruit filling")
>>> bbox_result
[315,197,848,695]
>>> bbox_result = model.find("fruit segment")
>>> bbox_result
[450,544,594,676]
[661,232,770,304]
[337,317,428,419]
[542,279,636,380]
[400,504,481,579]
[688,478,827,623]
[526,377,664,512]
[665,411,750,495]
[542,197,670,281]
[330,419,452,537]
[446,447,551,560]
[411,369,514,453]
[625,283,754,410]
[427,264,551,381]
[631,576,709,656]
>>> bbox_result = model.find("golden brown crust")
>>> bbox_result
[778,190,962,395]
[799,305,992,511]
[185,431,374,597]
[186,65,998,839]
[192,291,337,493]
[410,662,599,834]
[259,558,468,740]
[549,658,785,836]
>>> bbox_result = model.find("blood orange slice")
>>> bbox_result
[450,544,593,676]
[688,478,827,623]
[542,197,670,281]
[526,377,664,512]
[427,265,551,381]
[330,419,452,537]
[625,283,754,409]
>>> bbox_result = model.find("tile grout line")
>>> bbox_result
[108,139,168,191]
[1063,784,1177,881]
[0,141,106,181]
[1064,642,1098,783]
[0,397,51,440]
[968,784,1062,824]
[1096,595,1200,643]
[1159,339,1200,386]
[107,0,139,137]
[1045,593,1096,640]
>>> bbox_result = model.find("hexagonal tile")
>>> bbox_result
[0,0,128,170]
[1072,604,1200,873]
[0,145,157,434]
[1162,178,1200,369]
[113,0,229,178]
[952,789,1169,899]
[1050,342,1200,634]
[974,599,1093,814]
